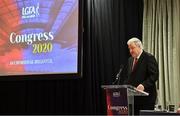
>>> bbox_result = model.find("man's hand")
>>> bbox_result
[136,84,144,91]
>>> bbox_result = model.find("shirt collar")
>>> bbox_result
[136,49,143,59]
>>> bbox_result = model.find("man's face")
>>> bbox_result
[128,42,141,58]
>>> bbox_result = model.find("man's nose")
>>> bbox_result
[130,50,133,53]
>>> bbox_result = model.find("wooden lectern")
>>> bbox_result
[101,85,149,115]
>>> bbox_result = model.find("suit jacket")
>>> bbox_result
[122,51,159,106]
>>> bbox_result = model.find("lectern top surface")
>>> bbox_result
[101,84,149,96]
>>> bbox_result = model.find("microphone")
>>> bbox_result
[112,65,124,85]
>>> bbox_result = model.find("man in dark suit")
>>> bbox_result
[121,37,159,115]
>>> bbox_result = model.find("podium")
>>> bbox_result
[101,85,149,115]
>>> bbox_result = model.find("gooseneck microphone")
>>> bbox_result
[112,65,124,85]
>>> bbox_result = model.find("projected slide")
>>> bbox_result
[0,0,79,76]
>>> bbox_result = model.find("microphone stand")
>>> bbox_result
[112,76,119,85]
[112,65,124,85]
[117,74,121,85]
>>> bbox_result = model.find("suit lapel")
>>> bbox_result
[130,57,134,73]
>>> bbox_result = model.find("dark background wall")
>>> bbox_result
[0,0,143,114]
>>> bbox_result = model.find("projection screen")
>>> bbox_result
[0,0,82,77]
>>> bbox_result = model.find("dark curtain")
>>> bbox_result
[0,0,143,115]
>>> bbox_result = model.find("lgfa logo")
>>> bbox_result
[22,3,40,19]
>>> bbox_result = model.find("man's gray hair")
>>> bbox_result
[127,37,143,49]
